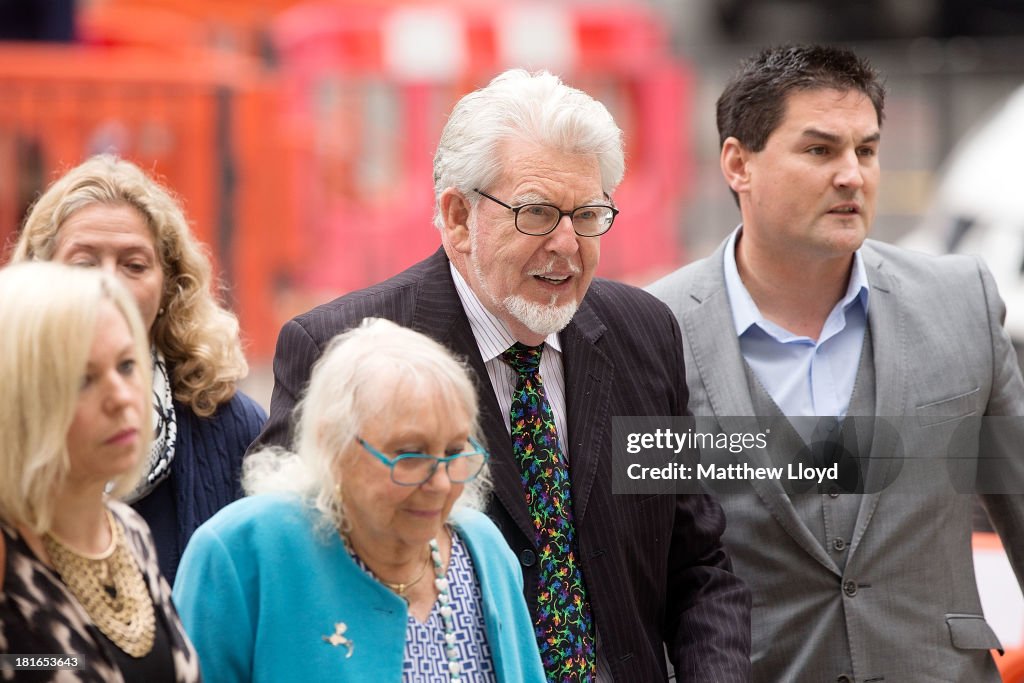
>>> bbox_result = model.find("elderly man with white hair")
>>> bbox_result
[253,69,751,682]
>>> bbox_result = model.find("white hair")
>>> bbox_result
[432,69,625,230]
[243,318,491,534]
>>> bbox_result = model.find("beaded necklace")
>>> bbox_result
[429,537,462,682]
[343,532,462,681]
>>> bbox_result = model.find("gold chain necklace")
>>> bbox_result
[341,533,431,600]
[378,551,431,598]
[43,509,156,658]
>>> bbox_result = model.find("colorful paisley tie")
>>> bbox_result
[502,342,596,682]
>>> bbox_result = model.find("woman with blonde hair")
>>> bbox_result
[12,154,266,583]
[0,262,200,682]
[173,318,543,682]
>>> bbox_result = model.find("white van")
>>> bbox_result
[902,83,1024,349]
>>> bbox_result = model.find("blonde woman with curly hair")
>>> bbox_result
[13,154,266,584]
[0,262,201,682]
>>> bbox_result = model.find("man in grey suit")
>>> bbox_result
[649,44,1024,682]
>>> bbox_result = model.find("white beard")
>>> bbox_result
[469,220,579,337]
[501,294,577,336]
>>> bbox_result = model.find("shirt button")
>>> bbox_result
[828,487,841,498]
[833,537,847,552]
[837,675,854,683]
[843,580,858,597]
[519,549,536,567]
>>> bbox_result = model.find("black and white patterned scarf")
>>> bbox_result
[123,350,177,504]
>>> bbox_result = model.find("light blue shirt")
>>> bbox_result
[723,227,870,418]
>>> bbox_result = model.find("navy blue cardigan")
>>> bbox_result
[132,391,266,585]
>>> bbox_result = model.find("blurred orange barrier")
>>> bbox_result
[1001,649,1024,683]
[0,43,292,359]
[270,1,694,294]
[0,2,695,360]
[78,5,210,52]
[78,0,302,55]
[974,532,1024,681]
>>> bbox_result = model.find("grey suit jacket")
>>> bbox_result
[648,236,1024,683]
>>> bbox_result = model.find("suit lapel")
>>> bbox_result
[560,296,612,524]
[687,240,839,574]
[410,249,534,541]
[683,278,757,418]
[848,244,904,558]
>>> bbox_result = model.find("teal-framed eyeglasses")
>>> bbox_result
[357,436,489,486]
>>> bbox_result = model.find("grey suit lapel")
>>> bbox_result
[847,243,905,558]
[685,239,841,573]
[681,242,757,419]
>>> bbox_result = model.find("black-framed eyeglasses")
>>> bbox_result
[474,189,618,237]
[357,436,489,486]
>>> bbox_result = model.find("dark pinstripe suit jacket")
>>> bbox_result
[252,248,752,681]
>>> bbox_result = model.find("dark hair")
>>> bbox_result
[717,44,886,152]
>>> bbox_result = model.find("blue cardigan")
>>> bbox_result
[173,494,545,683]
[132,391,266,585]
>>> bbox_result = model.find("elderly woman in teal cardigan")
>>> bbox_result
[173,319,544,682]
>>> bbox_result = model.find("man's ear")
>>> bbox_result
[440,188,472,254]
[720,136,753,195]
